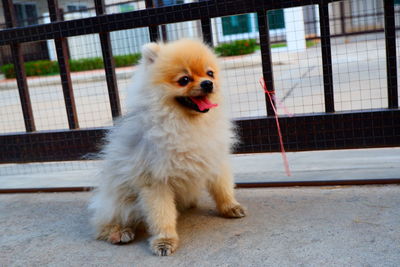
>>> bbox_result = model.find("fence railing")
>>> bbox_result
[2,1,400,64]
[0,0,399,165]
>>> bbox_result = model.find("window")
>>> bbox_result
[221,10,285,37]
[222,14,252,36]
[267,9,285,30]
[67,4,88,12]
[14,3,38,27]
[155,0,184,7]
[120,4,135,13]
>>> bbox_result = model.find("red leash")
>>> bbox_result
[259,77,292,176]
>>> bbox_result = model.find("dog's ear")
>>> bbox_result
[142,42,160,64]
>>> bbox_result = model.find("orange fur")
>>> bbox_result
[150,40,221,116]
[89,39,245,257]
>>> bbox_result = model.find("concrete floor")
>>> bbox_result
[1,185,399,266]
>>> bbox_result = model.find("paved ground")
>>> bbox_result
[1,35,398,133]
[1,185,399,266]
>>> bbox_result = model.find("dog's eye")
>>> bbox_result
[178,76,191,86]
[207,71,214,78]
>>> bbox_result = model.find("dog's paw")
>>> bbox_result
[150,237,179,256]
[108,228,135,244]
[98,225,135,244]
[220,203,246,218]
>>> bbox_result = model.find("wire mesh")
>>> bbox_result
[0,0,399,183]
[330,0,388,112]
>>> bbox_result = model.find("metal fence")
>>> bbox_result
[0,0,399,189]
[2,0,400,65]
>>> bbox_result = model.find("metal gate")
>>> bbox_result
[0,0,399,190]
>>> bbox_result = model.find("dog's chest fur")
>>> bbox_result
[145,109,232,182]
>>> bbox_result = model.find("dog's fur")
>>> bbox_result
[89,39,245,256]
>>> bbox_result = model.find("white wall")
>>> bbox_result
[45,11,150,60]
[284,7,306,52]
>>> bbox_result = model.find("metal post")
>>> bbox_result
[201,18,213,46]
[339,1,346,34]
[319,1,335,113]
[200,0,213,46]
[145,0,160,42]
[257,10,275,116]
[94,0,122,119]
[47,0,79,129]
[2,0,36,132]
[384,0,398,109]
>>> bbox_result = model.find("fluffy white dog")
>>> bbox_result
[89,39,246,256]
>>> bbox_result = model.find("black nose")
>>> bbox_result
[200,80,213,93]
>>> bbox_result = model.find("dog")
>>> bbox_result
[89,39,246,256]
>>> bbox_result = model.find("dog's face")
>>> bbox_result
[142,39,220,115]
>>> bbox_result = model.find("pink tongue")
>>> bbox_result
[190,97,218,111]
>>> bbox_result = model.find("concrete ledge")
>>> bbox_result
[1,148,399,190]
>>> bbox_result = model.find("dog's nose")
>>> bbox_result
[200,80,213,93]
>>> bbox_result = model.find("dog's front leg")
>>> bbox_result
[138,182,179,256]
[207,162,246,218]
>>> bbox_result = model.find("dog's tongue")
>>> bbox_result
[190,96,218,111]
